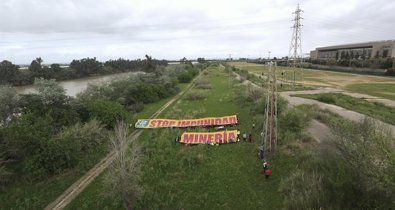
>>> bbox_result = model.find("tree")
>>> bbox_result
[35,78,65,103]
[340,51,346,59]
[0,86,20,125]
[70,57,102,76]
[143,55,155,73]
[382,49,389,58]
[103,122,143,210]
[0,60,20,85]
[29,57,44,77]
[81,99,131,128]
[50,64,62,73]
[197,58,206,64]
[20,79,79,130]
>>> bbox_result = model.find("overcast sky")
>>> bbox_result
[0,0,394,64]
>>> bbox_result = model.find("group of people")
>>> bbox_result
[258,146,271,179]
[237,129,253,143]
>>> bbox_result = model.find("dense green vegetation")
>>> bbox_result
[279,116,395,209]
[295,93,395,125]
[346,83,395,100]
[66,65,394,210]
[0,55,168,86]
[0,63,204,209]
[2,61,393,209]
[65,64,314,210]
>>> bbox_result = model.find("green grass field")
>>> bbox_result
[346,83,395,101]
[295,93,395,125]
[0,84,189,210]
[64,65,311,209]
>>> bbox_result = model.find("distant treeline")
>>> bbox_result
[0,55,168,86]
[248,57,395,76]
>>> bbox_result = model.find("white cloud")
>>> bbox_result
[0,0,394,63]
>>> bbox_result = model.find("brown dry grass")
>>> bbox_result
[230,62,395,89]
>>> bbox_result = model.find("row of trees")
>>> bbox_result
[307,57,394,70]
[0,63,203,190]
[0,55,169,86]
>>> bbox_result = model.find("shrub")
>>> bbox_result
[245,85,264,102]
[58,119,106,152]
[194,78,211,89]
[279,107,312,134]
[316,94,336,104]
[82,99,131,128]
[185,90,207,101]
[177,71,193,83]
[279,169,326,210]
[385,68,395,76]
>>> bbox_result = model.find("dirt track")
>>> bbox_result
[44,73,200,210]
[280,90,395,135]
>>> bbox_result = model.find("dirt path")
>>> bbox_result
[281,91,395,135]
[307,120,331,142]
[234,71,395,140]
[44,73,201,210]
[283,87,395,107]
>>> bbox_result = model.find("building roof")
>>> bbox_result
[316,40,395,51]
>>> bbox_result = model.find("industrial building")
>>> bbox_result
[310,40,395,60]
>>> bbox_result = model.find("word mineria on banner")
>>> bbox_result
[180,130,238,144]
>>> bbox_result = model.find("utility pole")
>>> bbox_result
[288,4,303,88]
[263,62,278,154]
[268,51,271,60]
[228,53,232,87]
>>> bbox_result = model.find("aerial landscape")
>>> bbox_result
[0,0,394,209]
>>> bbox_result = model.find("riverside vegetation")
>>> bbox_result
[0,60,206,209]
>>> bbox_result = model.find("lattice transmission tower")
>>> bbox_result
[263,62,278,154]
[288,4,303,87]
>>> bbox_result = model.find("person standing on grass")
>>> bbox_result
[248,133,253,142]
[252,122,255,129]
[243,133,247,141]
[262,161,268,170]
[264,167,271,179]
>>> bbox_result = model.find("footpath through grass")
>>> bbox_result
[65,65,312,210]
[0,84,188,210]
[295,92,395,125]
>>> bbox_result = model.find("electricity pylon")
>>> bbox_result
[263,62,278,154]
[288,3,303,87]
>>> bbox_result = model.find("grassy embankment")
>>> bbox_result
[0,83,188,210]
[346,83,395,101]
[65,65,315,209]
[231,62,395,90]
[295,93,395,125]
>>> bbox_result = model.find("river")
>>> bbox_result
[15,72,140,97]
